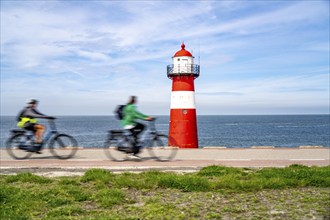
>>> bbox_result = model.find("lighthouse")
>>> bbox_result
[167,43,200,148]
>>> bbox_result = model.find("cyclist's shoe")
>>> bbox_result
[33,141,43,146]
[132,145,141,154]
[26,144,42,154]
[128,154,141,160]
[125,148,135,154]
[117,146,133,153]
[18,145,28,150]
[117,146,128,152]
[26,148,42,154]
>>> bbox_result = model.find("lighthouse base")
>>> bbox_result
[168,109,198,148]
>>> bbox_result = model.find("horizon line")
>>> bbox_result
[1,113,329,117]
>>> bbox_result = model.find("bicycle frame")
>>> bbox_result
[116,120,159,149]
[139,120,158,148]
[111,120,158,148]
[7,119,79,160]
[23,120,57,146]
[41,120,58,146]
[104,118,177,161]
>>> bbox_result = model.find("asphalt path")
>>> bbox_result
[1,147,329,176]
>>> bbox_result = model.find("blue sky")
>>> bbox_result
[1,0,329,116]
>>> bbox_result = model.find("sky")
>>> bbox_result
[1,0,329,116]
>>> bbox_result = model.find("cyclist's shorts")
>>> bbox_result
[124,125,134,129]
[23,123,36,131]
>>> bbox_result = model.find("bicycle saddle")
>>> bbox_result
[109,130,124,134]
[10,129,26,134]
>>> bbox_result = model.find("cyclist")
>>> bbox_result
[121,96,153,156]
[17,99,55,153]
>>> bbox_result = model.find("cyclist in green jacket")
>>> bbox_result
[122,96,153,154]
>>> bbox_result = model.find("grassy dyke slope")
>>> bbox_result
[1,165,329,219]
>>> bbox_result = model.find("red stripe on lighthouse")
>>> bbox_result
[169,75,198,148]
[169,109,198,148]
[172,77,195,91]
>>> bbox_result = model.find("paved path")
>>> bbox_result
[1,148,329,176]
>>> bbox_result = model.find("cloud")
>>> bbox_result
[196,72,329,113]
[198,92,243,96]
[1,1,329,115]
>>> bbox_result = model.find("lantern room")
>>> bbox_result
[167,43,200,78]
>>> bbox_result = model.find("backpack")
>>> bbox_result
[115,105,125,120]
[16,108,26,122]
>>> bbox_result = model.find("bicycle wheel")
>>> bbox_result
[49,134,78,159]
[104,137,130,162]
[6,133,33,160]
[147,134,178,161]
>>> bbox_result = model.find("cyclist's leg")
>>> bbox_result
[130,123,145,154]
[24,123,43,153]
[33,124,45,143]
[131,123,144,141]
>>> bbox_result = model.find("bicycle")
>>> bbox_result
[104,119,178,161]
[6,119,78,160]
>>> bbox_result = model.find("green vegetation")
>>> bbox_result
[1,165,329,219]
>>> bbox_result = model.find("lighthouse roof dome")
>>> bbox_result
[173,43,193,57]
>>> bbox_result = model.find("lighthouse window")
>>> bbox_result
[177,58,180,61]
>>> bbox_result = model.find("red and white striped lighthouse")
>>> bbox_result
[167,43,200,148]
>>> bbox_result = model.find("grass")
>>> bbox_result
[1,165,329,219]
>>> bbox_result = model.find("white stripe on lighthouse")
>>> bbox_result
[170,91,196,109]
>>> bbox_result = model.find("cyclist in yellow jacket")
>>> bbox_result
[17,99,55,151]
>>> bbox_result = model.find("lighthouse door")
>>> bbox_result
[181,59,188,73]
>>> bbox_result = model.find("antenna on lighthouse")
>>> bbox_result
[198,39,200,65]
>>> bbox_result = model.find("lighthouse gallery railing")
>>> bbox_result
[167,64,200,79]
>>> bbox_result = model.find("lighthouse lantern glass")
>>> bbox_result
[172,56,194,74]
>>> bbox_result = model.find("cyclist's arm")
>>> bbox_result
[132,105,148,120]
[25,108,53,119]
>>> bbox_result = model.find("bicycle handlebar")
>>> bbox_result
[47,118,57,131]
[147,118,157,131]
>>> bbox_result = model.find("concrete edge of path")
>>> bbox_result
[0,165,203,177]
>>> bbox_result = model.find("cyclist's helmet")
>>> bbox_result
[27,99,39,104]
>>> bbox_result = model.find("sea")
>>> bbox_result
[1,115,329,148]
